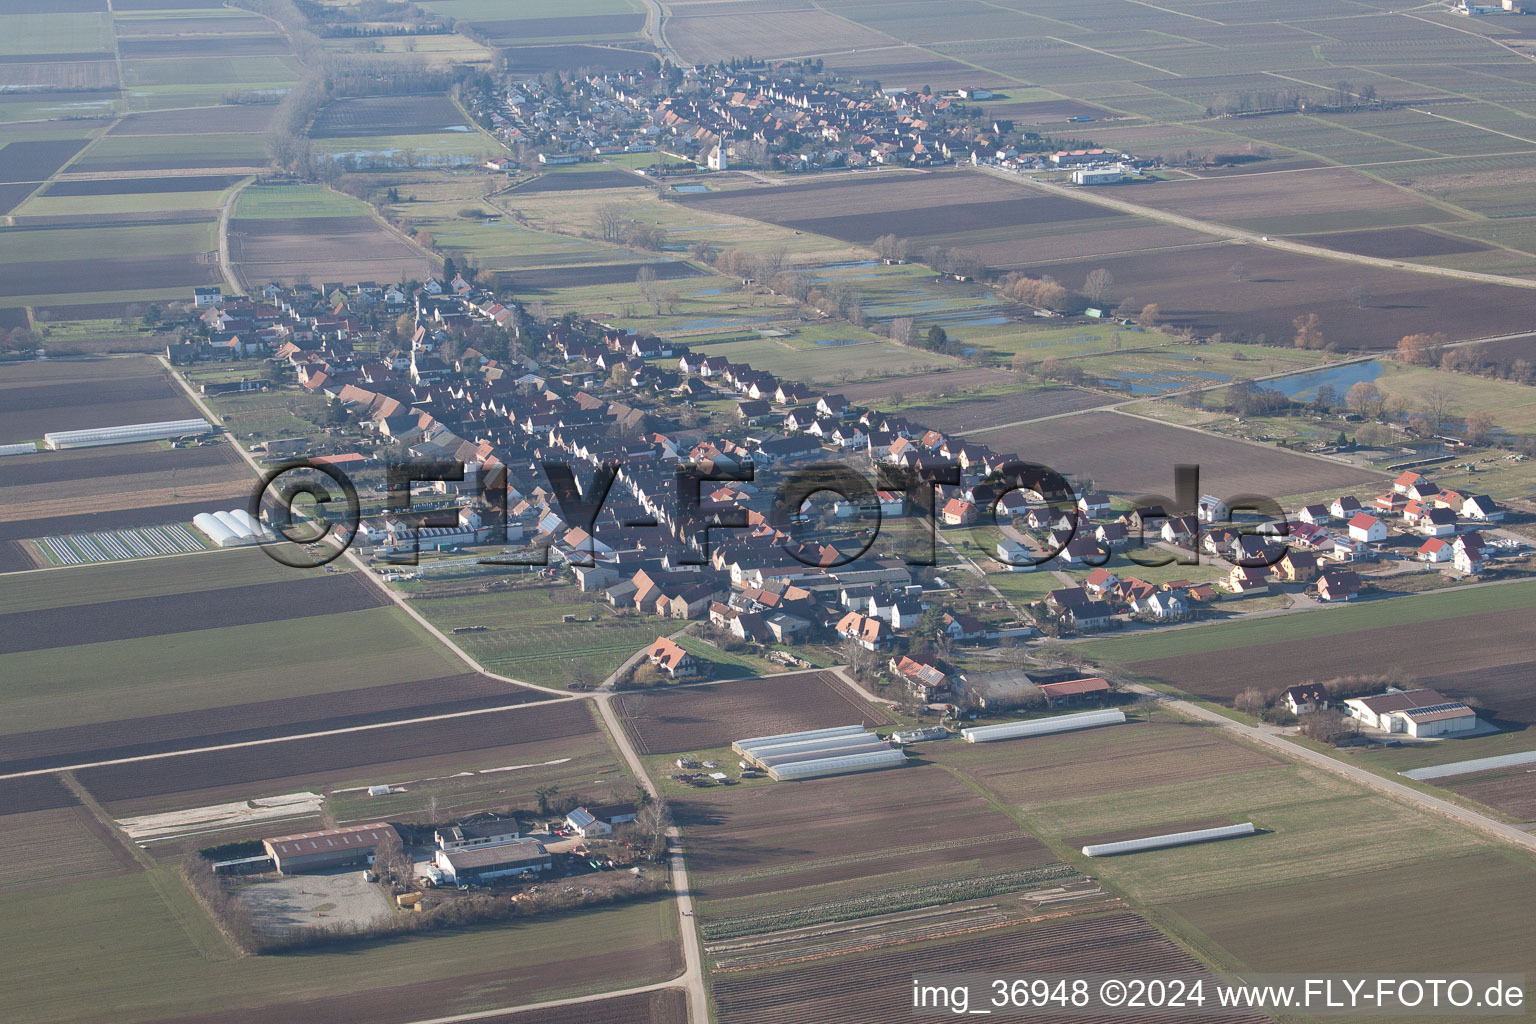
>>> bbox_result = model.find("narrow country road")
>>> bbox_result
[638,0,685,66]
[217,178,253,297]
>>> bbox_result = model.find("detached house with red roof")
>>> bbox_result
[1347,513,1387,545]
[645,636,699,678]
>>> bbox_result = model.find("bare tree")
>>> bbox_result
[1345,380,1385,420]
[371,827,413,888]
[1423,384,1453,434]
[635,265,661,315]
[1230,261,1250,283]
[1292,312,1325,350]
[1346,284,1371,309]
[635,797,671,858]
[1135,302,1160,329]
[757,243,787,280]
[1083,267,1114,304]
[1463,410,1495,446]
[596,202,628,243]
[888,316,916,347]
[595,204,626,244]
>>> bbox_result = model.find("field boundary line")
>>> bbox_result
[0,698,580,783]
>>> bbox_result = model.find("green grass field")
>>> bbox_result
[232,183,372,219]
[0,222,215,265]
[1073,579,1536,666]
[0,605,463,735]
[397,579,660,688]
[0,12,113,55]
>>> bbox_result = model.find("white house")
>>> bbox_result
[1330,495,1362,520]
[1462,495,1504,522]
[1298,504,1331,525]
[1417,538,1453,563]
[1419,507,1457,538]
[1132,591,1187,620]
[1281,684,1328,715]
[564,807,611,838]
[1196,494,1230,524]
[996,537,1039,571]
[1347,513,1387,544]
[1077,493,1111,518]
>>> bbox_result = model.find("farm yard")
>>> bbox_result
[969,409,1383,502]
[616,671,891,756]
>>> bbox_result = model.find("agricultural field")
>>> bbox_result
[710,912,1268,1024]
[0,870,681,1024]
[227,183,436,288]
[970,409,1383,502]
[1079,580,1536,723]
[0,355,199,440]
[396,577,667,688]
[616,671,891,755]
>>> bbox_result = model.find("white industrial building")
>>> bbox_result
[193,509,275,548]
[1072,165,1125,185]
[962,708,1125,743]
[43,418,211,450]
[0,442,37,457]
[1342,688,1478,738]
[733,725,906,781]
[1082,822,1255,858]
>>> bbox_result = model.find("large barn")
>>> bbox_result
[1343,688,1478,738]
[263,822,399,875]
[435,838,552,884]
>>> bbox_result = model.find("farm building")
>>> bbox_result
[193,509,274,548]
[263,822,399,875]
[43,418,212,450]
[1036,677,1112,708]
[733,725,906,781]
[0,442,36,456]
[1343,688,1478,738]
[565,808,610,837]
[435,818,521,851]
[963,708,1126,743]
[1072,166,1124,185]
[435,838,551,884]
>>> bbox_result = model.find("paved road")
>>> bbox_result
[216,178,254,296]
[638,0,685,65]
[1135,683,1536,853]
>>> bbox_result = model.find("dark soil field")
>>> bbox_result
[711,912,1268,1024]
[112,15,268,35]
[0,88,118,106]
[117,35,289,58]
[0,673,549,775]
[1126,607,1536,724]
[473,14,646,40]
[502,44,657,74]
[229,215,422,263]
[70,153,261,173]
[29,301,147,322]
[113,0,223,8]
[0,499,236,543]
[0,441,234,488]
[41,174,243,197]
[508,261,704,290]
[310,95,466,137]
[0,573,386,654]
[0,775,79,816]
[108,106,275,135]
[0,139,90,183]
[1298,227,1488,259]
[1016,241,1536,349]
[684,171,1118,245]
[1444,770,1536,822]
[972,409,1382,500]
[77,699,598,803]
[510,169,649,192]
[904,385,1110,434]
[617,670,890,755]
[0,306,27,328]
[0,371,196,439]
[0,540,34,574]
[677,764,1053,909]
[0,255,219,299]
[0,182,38,214]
